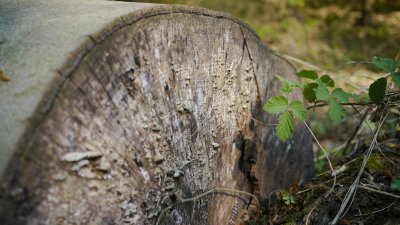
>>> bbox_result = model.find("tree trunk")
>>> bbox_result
[358,0,375,25]
[0,1,313,224]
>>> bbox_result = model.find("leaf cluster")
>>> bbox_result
[369,57,400,102]
[282,192,296,205]
[263,79,306,141]
[263,56,400,141]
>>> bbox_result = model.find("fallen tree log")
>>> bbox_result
[0,1,313,224]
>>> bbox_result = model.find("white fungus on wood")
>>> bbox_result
[60,151,103,162]
[211,141,220,149]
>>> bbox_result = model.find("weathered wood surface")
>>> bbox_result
[0,1,313,225]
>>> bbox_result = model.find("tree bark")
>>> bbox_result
[0,1,313,224]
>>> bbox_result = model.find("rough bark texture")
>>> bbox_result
[0,1,313,225]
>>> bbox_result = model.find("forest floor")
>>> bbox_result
[246,139,400,225]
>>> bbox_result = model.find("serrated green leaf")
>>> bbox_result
[296,70,318,80]
[328,100,346,123]
[331,88,350,103]
[303,83,318,102]
[292,81,304,88]
[314,82,329,101]
[276,75,293,94]
[320,74,335,87]
[276,75,303,94]
[276,110,295,141]
[281,82,292,94]
[372,56,400,73]
[392,72,400,87]
[289,101,307,120]
[263,96,289,114]
[368,77,387,103]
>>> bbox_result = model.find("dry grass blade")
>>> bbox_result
[304,121,337,194]
[330,111,389,225]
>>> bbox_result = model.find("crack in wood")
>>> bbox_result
[240,27,261,100]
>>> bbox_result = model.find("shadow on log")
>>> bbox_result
[0,1,313,224]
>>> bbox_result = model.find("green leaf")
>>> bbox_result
[281,82,292,94]
[296,70,318,80]
[314,82,329,101]
[289,195,296,204]
[291,81,304,88]
[282,193,296,205]
[276,75,303,94]
[328,100,346,123]
[391,179,400,191]
[368,77,387,103]
[263,96,289,114]
[276,111,295,141]
[372,56,400,73]
[320,74,335,87]
[392,72,400,87]
[289,101,307,120]
[276,75,293,94]
[331,88,350,103]
[303,83,318,102]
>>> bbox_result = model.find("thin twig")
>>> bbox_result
[156,188,259,225]
[358,186,400,200]
[355,202,395,217]
[305,204,317,225]
[342,107,370,153]
[303,121,337,194]
[330,112,388,225]
[306,102,370,110]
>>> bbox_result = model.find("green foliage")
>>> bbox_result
[296,70,318,80]
[282,192,296,205]
[289,101,307,120]
[372,56,400,89]
[391,72,400,87]
[287,0,305,8]
[366,154,384,172]
[331,88,350,103]
[391,179,400,191]
[314,81,329,101]
[372,56,400,74]
[328,100,346,123]
[276,75,303,95]
[263,95,306,141]
[276,111,295,141]
[303,83,318,102]
[263,56,398,141]
[263,96,289,113]
[320,74,335,87]
[368,77,387,103]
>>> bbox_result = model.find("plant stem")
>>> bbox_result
[307,102,370,110]
[303,121,337,195]
[330,111,388,225]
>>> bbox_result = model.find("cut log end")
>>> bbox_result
[0,2,313,225]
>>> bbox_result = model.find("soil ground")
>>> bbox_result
[246,149,400,225]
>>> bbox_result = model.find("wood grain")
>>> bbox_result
[0,1,313,224]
